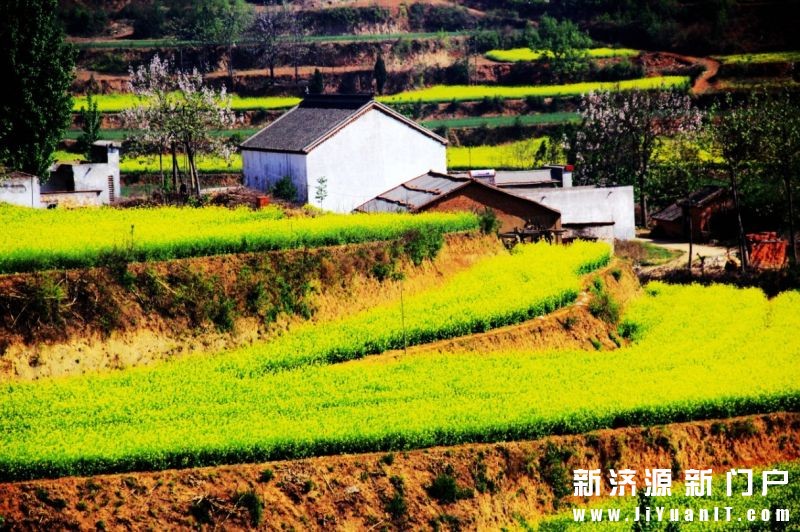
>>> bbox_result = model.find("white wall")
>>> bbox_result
[305,109,447,212]
[514,186,636,240]
[71,163,119,205]
[0,176,41,208]
[242,150,307,201]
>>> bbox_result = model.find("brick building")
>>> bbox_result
[355,171,561,233]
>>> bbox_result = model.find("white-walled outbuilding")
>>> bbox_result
[240,95,447,213]
[0,171,42,208]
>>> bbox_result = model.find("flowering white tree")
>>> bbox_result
[572,89,703,225]
[122,55,237,196]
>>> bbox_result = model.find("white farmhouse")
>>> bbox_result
[240,94,447,213]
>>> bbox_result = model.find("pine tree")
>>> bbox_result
[0,0,75,176]
[309,68,324,94]
[77,91,102,157]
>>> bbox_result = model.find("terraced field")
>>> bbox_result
[2,244,799,482]
[486,47,640,62]
[0,204,477,273]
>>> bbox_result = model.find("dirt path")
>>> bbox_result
[635,236,731,274]
[645,51,720,93]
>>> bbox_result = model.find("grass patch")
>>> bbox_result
[714,51,800,64]
[615,239,682,267]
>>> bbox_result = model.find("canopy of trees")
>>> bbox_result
[1,0,74,177]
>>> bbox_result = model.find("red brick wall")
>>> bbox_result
[423,184,561,233]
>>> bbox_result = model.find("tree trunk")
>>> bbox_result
[638,174,648,228]
[186,144,200,196]
[158,150,165,192]
[171,143,178,193]
[786,176,798,264]
[729,166,749,271]
[687,207,694,274]
[269,63,275,83]
[228,44,235,85]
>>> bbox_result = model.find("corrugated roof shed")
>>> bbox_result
[356,172,468,213]
[355,171,561,216]
[240,94,446,154]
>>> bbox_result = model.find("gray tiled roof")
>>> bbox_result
[240,95,370,153]
[356,172,468,213]
[240,94,445,154]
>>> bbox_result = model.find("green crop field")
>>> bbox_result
[447,138,551,170]
[1,254,799,481]
[714,51,800,64]
[72,93,301,113]
[422,112,580,129]
[0,241,610,480]
[56,137,560,174]
[0,204,477,274]
[52,149,244,174]
[380,77,690,105]
[537,462,800,530]
[486,47,640,62]
[73,77,688,114]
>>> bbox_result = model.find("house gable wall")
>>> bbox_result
[242,151,308,201]
[0,176,41,208]
[304,108,447,212]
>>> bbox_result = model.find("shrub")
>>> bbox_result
[385,475,407,521]
[588,279,620,324]
[272,176,298,202]
[259,468,274,483]
[478,207,501,235]
[402,227,444,266]
[538,443,573,508]
[189,497,214,525]
[234,490,263,527]
[426,470,473,504]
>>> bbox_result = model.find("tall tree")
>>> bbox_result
[0,0,74,177]
[707,93,766,270]
[573,89,703,225]
[284,5,308,83]
[77,90,102,157]
[173,70,237,195]
[175,0,252,78]
[123,55,237,196]
[538,15,593,83]
[374,54,387,95]
[123,55,177,191]
[757,91,800,264]
[252,6,287,83]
